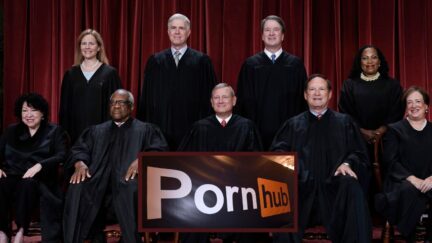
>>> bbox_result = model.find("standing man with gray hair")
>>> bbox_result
[237,15,307,150]
[138,13,217,150]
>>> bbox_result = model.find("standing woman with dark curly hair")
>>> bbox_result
[0,93,68,243]
[59,29,122,143]
[339,45,404,174]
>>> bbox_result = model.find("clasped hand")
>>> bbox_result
[408,175,432,193]
[360,126,387,144]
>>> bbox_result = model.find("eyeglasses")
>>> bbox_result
[110,100,130,106]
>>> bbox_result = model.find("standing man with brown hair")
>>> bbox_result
[237,15,307,150]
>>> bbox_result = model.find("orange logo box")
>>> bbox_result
[257,177,291,218]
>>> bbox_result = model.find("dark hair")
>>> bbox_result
[304,73,332,91]
[14,93,49,123]
[402,86,430,109]
[261,15,286,33]
[348,45,390,79]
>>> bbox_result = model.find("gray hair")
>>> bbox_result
[110,89,134,107]
[168,13,191,30]
[212,83,235,97]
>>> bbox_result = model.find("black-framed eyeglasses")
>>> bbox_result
[110,100,130,106]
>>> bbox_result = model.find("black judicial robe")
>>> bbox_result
[338,77,403,130]
[178,115,263,243]
[138,48,217,150]
[59,64,122,143]
[63,118,168,243]
[270,110,371,243]
[237,51,307,149]
[178,114,262,151]
[376,120,432,236]
[0,122,68,241]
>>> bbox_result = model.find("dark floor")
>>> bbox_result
[9,218,430,243]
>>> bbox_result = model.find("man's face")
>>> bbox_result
[304,77,332,110]
[211,87,237,116]
[168,18,191,49]
[262,19,284,49]
[110,93,132,122]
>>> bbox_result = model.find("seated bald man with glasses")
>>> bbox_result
[63,89,168,243]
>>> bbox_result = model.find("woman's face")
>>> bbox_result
[406,91,428,121]
[80,34,100,60]
[21,102,43,130]
[360,47,381,76]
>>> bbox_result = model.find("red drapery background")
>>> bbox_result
[3,0,432,128]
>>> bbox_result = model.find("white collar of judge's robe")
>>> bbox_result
[171,46,188,60]
[264,48,283,60]
[216,114,232,124]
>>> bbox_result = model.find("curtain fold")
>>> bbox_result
[3,0,432,127]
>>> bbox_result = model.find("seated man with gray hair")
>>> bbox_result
[179,83,264,243]
[63,89,168,243]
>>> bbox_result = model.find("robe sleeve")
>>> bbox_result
[198,55,218,118]
[0,128,8,169]
[177,124,200,151]
[59,70,72,132]
[65,127,94,170]
[142,124,169,152]
[138,55,157,121]
[247,123,264,151]
[236,62,257,120]
[382,126,411,181]
[339,119,370,182]
[384,81,404,125]
[338,79,361,126]
[38,126,69,171]
[269,120,294,152]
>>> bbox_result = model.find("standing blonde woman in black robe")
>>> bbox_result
[59,29,122,143]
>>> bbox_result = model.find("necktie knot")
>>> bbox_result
[317,113,322,120]
[221,119,227,127]
[174,51,181,66]
[271,54,276,64]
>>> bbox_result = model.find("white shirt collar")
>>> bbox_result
[171,46,188,60]
[114,121,125,127]
[215,114,233,124]
[264,48,283,60]
[309,109,328,117]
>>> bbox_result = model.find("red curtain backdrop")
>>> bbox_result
[3,0,432,128]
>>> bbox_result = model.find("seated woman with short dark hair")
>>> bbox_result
[0,93,68,243]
